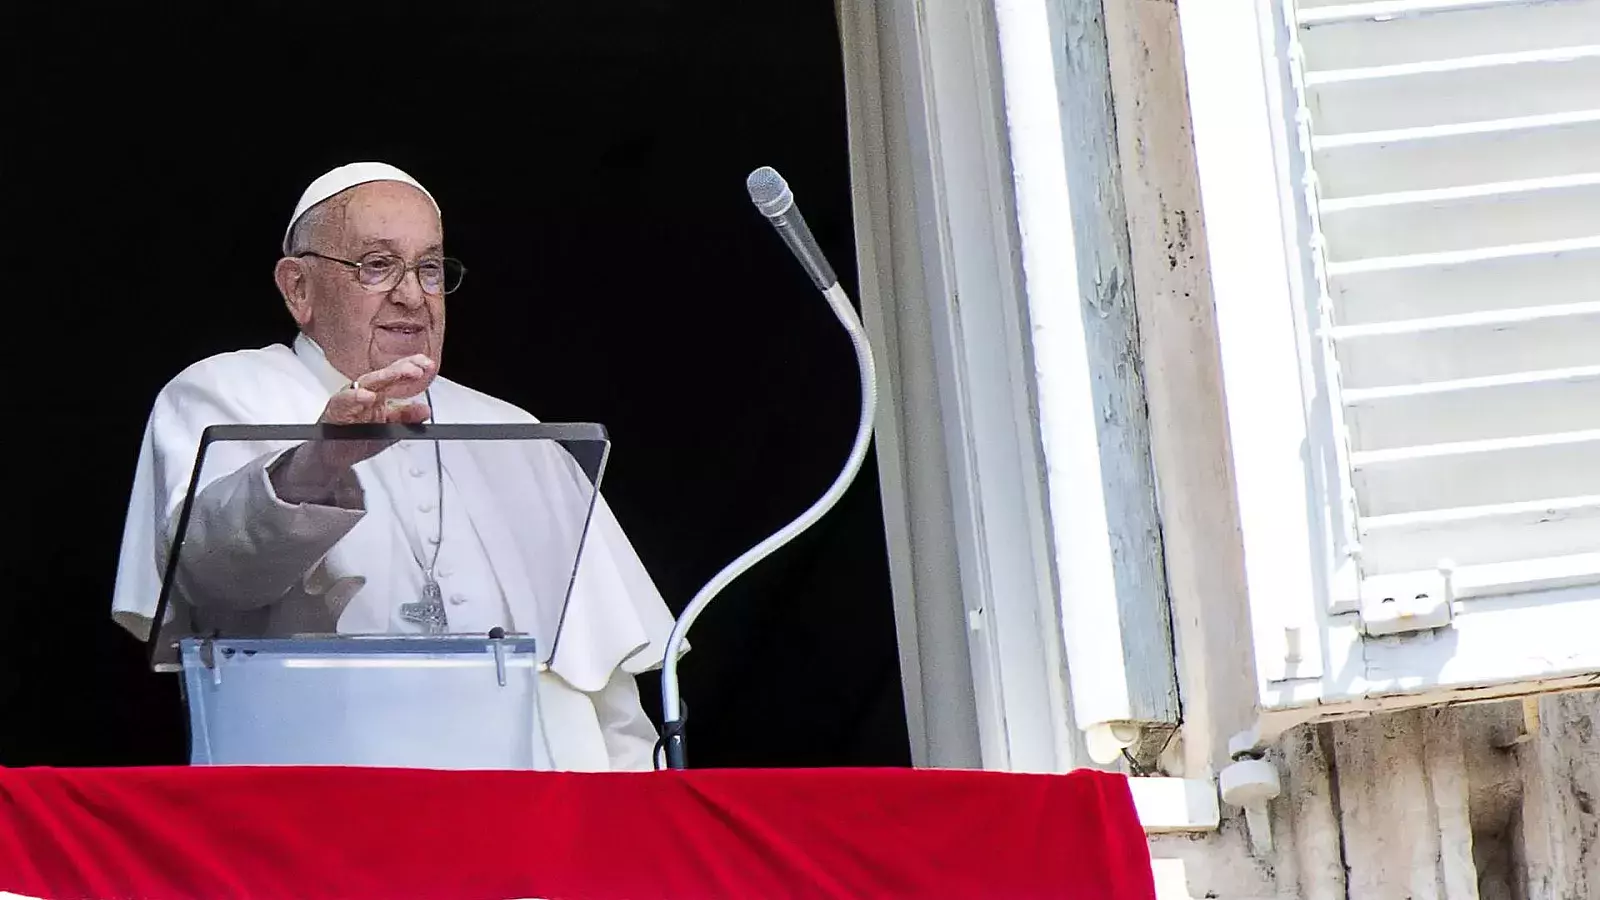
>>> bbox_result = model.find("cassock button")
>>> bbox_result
[419,502,435,513]
[436,566,453,578]
[410,467,426,478]
[448,593,467,606]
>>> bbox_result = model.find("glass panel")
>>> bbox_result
[181,636,549,769]
[147,423,608,671]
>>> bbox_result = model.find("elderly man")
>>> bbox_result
[111,162,675,771]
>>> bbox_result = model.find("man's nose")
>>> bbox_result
[389,268,427,307]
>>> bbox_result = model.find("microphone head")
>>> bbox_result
[746,166,794,218]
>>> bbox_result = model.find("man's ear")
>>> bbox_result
[275,257,313,328]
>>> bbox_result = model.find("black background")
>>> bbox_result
[0,1,908,768]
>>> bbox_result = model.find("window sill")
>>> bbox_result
[1128,776,1221,833]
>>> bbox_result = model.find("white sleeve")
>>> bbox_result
[174,450,366,612]
[140,369,367,620]
[588,669,661,772]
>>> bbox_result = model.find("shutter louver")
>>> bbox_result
[1294,0,1600,591]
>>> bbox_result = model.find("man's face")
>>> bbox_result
[281,181,446,384]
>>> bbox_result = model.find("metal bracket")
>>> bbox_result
[1358,563,1455,638]
[488,626,507,687]
[198,638,224,686]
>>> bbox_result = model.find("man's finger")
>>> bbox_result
[322,386,381,424]
[387,401,432,425]
[336,386,380,408]
[353,369,412,394]
[357,356,436,394]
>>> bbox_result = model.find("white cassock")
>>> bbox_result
[111,333,678,771]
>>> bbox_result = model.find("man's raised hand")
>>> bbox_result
[270,355,438,505]
[321,354,437,425]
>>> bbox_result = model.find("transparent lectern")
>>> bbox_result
[145,422,609,770]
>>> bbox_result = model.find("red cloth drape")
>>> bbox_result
[0,766,1153,899]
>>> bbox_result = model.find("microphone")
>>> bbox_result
[657,166,880,771]
[745,166,838,292]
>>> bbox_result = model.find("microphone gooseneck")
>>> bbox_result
[657,167,879,770]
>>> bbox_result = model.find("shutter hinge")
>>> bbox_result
[1358,564,1455,638]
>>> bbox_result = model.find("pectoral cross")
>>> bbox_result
[400,579,450,633]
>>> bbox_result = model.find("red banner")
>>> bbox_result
[0,766,1154,899]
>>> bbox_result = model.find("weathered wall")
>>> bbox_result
[1145,698,1598,899]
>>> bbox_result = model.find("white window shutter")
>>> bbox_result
[1296,0,1600,604]
[1181,0,1600,733]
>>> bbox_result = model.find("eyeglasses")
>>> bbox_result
[297,251,466,295]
